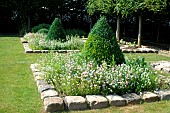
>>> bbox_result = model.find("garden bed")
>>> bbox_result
[21,38,158,53]
[30,63,170,112]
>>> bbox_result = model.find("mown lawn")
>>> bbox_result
[0,37,45,113]
[0,37,169,113]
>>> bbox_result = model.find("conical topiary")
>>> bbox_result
[82,16,125,65]
[46,18,66,41]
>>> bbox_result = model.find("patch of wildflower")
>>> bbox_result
[37,53,160,96]
[23,33,84,50]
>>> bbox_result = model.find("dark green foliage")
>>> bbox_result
[37,28,49,34]
[82,16,125,65]
[31,24,50,33]
[46,18,66,41]
[65,29,87,37]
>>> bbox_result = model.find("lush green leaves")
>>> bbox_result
[46,18,66,41]
[82,16,125,65]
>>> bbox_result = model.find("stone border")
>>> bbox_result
[30,63,170,112]
[21,38,158,53]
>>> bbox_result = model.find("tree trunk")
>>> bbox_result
[156,24,160,42]
[27,15,31,31]
[138,15,142,47]
[116,16,120,42]
[90,16,93,31]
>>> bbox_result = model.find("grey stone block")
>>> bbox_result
[86,95,109,109]
[33,50,42,53]
[122,93,143,105]
[41,90,59,100]
[106,95,126,106]
[44,97,64,112]
[64,96,87,110]
[37,80,54,92]
[25,50,33,53]
[154,90,170,100]
[30,64,40,72]
[142,92,159,102]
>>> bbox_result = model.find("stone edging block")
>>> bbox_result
[154,90,170,100]
[122,93,143,105]
[64,96,87,110]
[44,97,64,112]
[106,94,126,106]
[86,95,109,109]
[142,92,159,102]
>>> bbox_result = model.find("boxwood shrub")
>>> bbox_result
[82,16,125,65]
[46,18,66,41]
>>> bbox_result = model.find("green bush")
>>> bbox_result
[46,18,66,41]
[82,16,125,65]
[65,29,87,37]
[37,28,49,34]
[31,24,50,33]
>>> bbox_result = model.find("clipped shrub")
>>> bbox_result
[82,16,125,65]
[65,29,87,37]
[31,24,50,33]
[46,18,66,41]
[37,28,49,34]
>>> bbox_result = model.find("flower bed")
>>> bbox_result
[23,33,84,51]
[37,53,169,96]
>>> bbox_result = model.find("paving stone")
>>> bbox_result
[41,90,59,100]
[154,90,170,100]
[86,95,109,109]
[57,50,67,53]
[30,64,40,72]
[36,80,54,92]
[20,38,27,43]
[33,72,44,78]
[163,68,170,73]
[33,50,42,53]
[25,50,33,53]
[142,92,159,102]
[34,75,43,81]
[106,95,126,106]
[64,96,87,110]
[74,50,80,53]
[44,97,64,112]
[122,93,143,105]
[41,50,49,53]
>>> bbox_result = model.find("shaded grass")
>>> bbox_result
[0,37,169,113]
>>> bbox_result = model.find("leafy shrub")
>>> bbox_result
[65,29,87,37]
[82,16,125,65]
[37,28,49,34]
[37,53,159,96]
[25,33,84,50]
[31,24,50,33]
[46,18,66,41]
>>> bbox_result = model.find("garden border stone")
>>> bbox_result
[64,96,88,110]
[21,38,158,53]
[30,63,170,112]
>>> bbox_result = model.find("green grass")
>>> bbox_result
[0,37,45,113]
[0,37,169,113]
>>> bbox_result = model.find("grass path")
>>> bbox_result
[0,37,44,113]
[0,37,169,113]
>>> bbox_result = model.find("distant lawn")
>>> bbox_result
[0,37,169,113]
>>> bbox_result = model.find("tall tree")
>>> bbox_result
[132,0,167,47]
